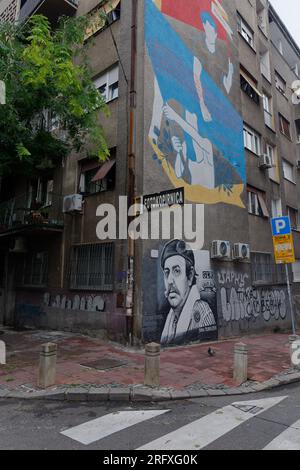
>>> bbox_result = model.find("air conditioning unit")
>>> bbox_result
[211,240,231,260]
[233,243,250,261]
[259,154,273,170]
[63,194,83,213]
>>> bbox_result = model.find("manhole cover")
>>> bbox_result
[80,358,128,371]
[232,404,263,415]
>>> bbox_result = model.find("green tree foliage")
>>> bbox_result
[0,14,110,176]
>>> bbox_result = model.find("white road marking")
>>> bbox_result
[138,396,288,450]
[61,410,169,445]
[264,418,300,450]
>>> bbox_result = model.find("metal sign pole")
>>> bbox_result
[286,264,296,335]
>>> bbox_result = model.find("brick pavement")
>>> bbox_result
[0,327,295,392]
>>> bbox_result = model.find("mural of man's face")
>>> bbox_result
[163,255,194,312]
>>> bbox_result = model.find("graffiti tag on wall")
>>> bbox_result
[218,270,287,323]
[43,293,105,313]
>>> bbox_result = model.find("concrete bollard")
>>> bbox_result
[144,343,160,387]
[233,343,248,385]
[0,340,6,365]
[289,335,300,369]
[38,343,57,389]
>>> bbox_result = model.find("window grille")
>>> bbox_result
[251,252,285,285]
[69,243,114,291]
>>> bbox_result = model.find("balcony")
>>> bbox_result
[0,193,64,237]
[19,0,79,23]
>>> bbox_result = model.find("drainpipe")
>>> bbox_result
[125,0,138,345]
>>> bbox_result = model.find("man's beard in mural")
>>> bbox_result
[158,239,218,346]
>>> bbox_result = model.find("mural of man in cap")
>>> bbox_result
[160,239,217,345]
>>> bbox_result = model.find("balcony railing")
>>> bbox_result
[19,0,79,23]
[0,193,64,234]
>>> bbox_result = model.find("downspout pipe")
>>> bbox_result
[125,0,138,344]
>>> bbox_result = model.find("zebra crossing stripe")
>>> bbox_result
[61,410,169,445]
[138,396,287,450]
[264,418,300,450]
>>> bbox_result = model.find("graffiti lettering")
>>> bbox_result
[220,286,287,323]
[43,293,105,313]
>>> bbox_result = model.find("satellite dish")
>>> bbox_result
[291,80,300,91]
[291,80,300,105]
[292,93,300,105]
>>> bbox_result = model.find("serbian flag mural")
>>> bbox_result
[146,0,246,208]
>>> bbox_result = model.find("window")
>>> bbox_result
[295,119,300,143]
[240,69,260,104]
[271,198,282,218]
[287,206,300,231]
[260,51,271,81]
[266,143,274,166]
[251,252,285,284]
[0,252,4,287]
[292,260,300,282]
[243,124,261,155]
[275,72,286,95]
[283,159,295,183]
[79,154,116,195]
[263,94,273,129]
[279,114,292,140]
[19,252,48,287]
[69,243,114,291]
[237,13,255,48]
[247,187,269,217]
[27,178,54,209]
[94,65,119,103]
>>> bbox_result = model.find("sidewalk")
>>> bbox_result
[0,327,299,402]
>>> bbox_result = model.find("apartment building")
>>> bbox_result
[0,0,299,347]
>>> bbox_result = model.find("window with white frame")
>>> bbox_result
[283,159,295,183]
[260,51,271,81]
[247,187,269,218]
[271,198,282,218]
[263,94,273,129]
[243,124,261,155]
[266,143,274,166]
[94,64,119,103]
[237,13,255,48]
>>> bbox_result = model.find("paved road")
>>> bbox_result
[1,382,300,451]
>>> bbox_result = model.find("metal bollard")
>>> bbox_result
[233,343,248,385]
[144,343,160,387]
[289,335,300,369]
[0,340,5,365]
[38,343,57,389]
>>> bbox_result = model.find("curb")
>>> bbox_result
[1,371,300,403]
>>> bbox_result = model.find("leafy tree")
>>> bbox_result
[0,14,109,177]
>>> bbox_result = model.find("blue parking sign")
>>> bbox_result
[271,217,292,236]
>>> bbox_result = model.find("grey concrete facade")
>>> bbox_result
[0,0,300,346]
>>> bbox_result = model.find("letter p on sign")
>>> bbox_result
[271,217,291,236]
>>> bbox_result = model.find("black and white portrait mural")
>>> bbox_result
[158,239,218,346]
